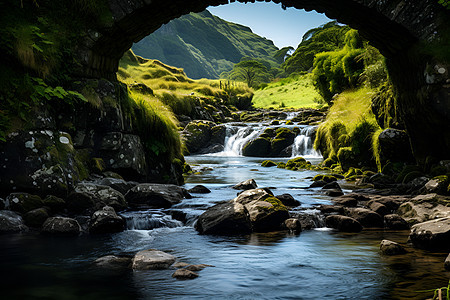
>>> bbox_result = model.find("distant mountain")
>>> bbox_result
[132,10,280,79]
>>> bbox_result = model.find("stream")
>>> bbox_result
[0,123,449,299]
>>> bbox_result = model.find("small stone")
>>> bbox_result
[172,268,199,279]
[233,179,257,190]
[132,249,176,270]
[188,185,211,194]
[284,218,302,233]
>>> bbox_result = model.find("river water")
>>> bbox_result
[0,124,449,299]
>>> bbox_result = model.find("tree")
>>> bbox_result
[229,60,269,88]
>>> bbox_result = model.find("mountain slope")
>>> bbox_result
[132,10,279,79]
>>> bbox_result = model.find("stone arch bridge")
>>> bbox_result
[77,0,449,162]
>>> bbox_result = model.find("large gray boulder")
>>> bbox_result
[377,128,414,163]
[125,183,189,209]
[196,188,289,234]
[232,179,257,190]
[397,194,450,224]
[42,217,81,236]
[67,183,127,214]
[195,201,252,235]
[132,249,176,270]
[89,206,125,234]
[0,210,28,233]
[409,217,450,250]
[99,177,138,195]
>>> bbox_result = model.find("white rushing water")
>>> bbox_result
[213,123,321,158]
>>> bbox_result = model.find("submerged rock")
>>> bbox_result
[132,249,176,270]
[94,255,132,269]
[0,210,28,233]
[409,217,450,250]
[42,217,81,236]
[172,268,199,279]
[380,240,407,255]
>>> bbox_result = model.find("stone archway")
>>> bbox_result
[76,0,449,162]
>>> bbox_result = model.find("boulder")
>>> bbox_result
[261,160,277,167]
[384,214,410,230]
[270,128,295,156]
[333,197,357,207]
[380,240,407,255]
[5,193,44,214]
[409,217,450,250]
[42,195,66,213]
[345,208,384,228]
[397,194,450,224]
[188,185,211,194]
[195,201,252,235]
[276,194,300,207]
[172,269,199,279]
[89,206,125,234]
[233,179,257,190]
[181,121,217,153]
[284,218,302,233]
[94,255,132,269]
[132,249,176,270]
[0,210,28,233]
[42,217,81,236]
[445,254,450,271]
[234,189,289,232]
[24,208,49,227]
[125,184,188,209]
[323,189,344,197]
[318,205,345,214]
[425,175,449,194]
[242,137,271,157]
[377,128,414,163]
[99,178,138,195]
[325,215,362,232]
[367,200,389,216]
[322,181,342,190]
[67,183,127,214]
[309,180,327,188]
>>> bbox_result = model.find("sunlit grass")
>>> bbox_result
[252,73,323,109]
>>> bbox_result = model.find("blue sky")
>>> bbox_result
[208,2,331,49]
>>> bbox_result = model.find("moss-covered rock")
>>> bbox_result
[312,174,338,183]
[277,162,286,169]
[337,147,358,172]
[43,195,66,213]
[242,137,271,157]
[425,175,450,194]
[261,160,277,167]
[285,157,307,170]
[24,208,49,228]
[6,193,44,214]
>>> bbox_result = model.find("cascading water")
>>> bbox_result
[121,210,183,230]
[214,123,321,158]
[291,126,321,157]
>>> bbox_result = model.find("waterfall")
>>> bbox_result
[291,126,321,158]
[209,123,321,158]
[122,210,183,230]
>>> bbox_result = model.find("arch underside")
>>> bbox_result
[78,0,449,162]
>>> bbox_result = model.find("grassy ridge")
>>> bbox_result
[252,73,323,109]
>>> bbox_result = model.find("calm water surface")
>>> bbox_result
[1,155,449,299]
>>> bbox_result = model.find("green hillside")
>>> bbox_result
[132,10,279,79]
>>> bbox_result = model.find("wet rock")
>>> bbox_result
[24,208,49,227]
[182,121,221,154]
[185,264,213,271]
[89,206,125,234]
[318,205,345,214]
[409,217,450,250]
[0,198,4,210]
[284,218,302,233]
[380,240,407,255]
[42,195,66,213]
[99,178,138,195]
[188,185,211,194]
[0,210,28,233]
[322,181,341,190]
[276,194,300,207]
[323,189,344,197]
[367,200,389,216]
[172,268,199,279]
[242,137,271,157]
[345,208,383,228]
[325,215,362,232]
[172,262,190,268]
[339,193,371,202]
[445,254,450,271]
[125,183,188,209]
[333,197,357,207]
[425,175,449,194]
[5,193,43,214]
[233,179,257,190]
[42,217,81,236]
[384,214,410,230]
[94,255,132,269]
[68,183,127,214]
[195,201,252,235]
[132,249,176,270]
[377,129,414,164]
[397,194,450,224]
[309,180,327,188]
